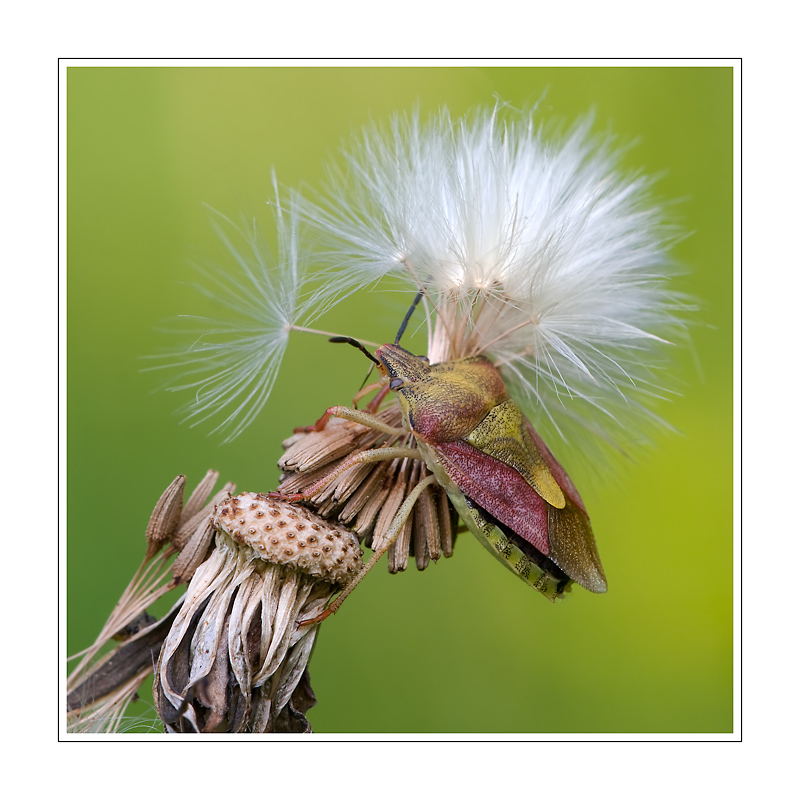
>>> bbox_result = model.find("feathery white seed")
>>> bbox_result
[162,106,687,456]
[297,106,688,451]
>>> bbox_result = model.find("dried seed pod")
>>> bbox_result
[154,494,363,733]
[180,469,220,522]
[144,474,186,559]
[170,517,216,585]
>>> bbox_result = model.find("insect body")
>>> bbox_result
[280,340,606,624]
[376,344,607,599]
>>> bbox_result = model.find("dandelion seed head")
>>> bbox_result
[296,105,688,455]
[158,104,688,456]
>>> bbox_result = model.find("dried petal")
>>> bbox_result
[371,460,409,554]
[181,469,220,523]
[171,518,217,585]
[173,482,236,551]
[414,472,440,568]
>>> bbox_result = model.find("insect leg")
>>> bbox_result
[352,380,386,408]
[270,445,424,503]
[294,404,406,436]
[364,383,392,413]
[300,473,438,626]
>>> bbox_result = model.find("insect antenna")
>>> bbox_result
[329,336,381,366]
[394,289,424,345]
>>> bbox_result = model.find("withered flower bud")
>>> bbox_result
[144,474,186,559]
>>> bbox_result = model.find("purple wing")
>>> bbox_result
[435,439,550,555]
[436,434,607,593]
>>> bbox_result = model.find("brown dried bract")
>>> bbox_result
[276,403,459,573]
[67,471,235,732]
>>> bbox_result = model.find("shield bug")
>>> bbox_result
[274,303,606,624]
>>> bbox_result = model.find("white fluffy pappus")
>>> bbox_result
[297,107,689,455]
[153,190,342,443]
[163,106,688,456]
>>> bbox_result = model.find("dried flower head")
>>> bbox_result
[68,478,361,734]
[277,410,458,573]
[153,493,363,733]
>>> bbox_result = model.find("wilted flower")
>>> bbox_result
[68,478,363,734]
[154,492,362,733]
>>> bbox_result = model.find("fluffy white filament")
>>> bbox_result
[156,193,334,442]
[165,106,687,454]
[298,107,687,452]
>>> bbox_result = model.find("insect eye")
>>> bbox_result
[418,355,430,364]
[389,377,405,390]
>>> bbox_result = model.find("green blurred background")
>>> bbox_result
[67,65,733,734]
